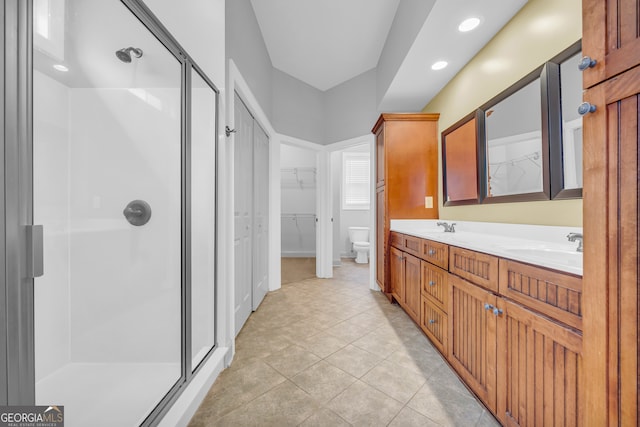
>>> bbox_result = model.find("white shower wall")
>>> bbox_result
[68,87,182,363]
[34,72,184,381]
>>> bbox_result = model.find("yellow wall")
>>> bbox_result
[422,0,582,226]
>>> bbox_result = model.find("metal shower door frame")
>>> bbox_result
[1,0,220,424]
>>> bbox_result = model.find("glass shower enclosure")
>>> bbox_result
[4,0,218,425]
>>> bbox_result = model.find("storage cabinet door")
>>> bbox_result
[448,275,498,413]
[583,65,640,426]
[404,253,421,322]
[496,299,582,427]
[376,126,385,187]
[389,246,404,303]
[582,0,640,88]
[376,186,386,292]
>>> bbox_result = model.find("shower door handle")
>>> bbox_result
[26,225,44,278]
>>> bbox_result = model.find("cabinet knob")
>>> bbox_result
[428,249,436,256]
[429,280,436,286]
[429,319,436,324]
[493,308,503,316]
[578,56,597,71]
[578,102,597,116]
[484,303,494,311]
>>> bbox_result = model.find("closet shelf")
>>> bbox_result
[281,167,316,189]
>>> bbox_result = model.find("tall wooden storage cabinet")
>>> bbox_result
[582,0,640,424]
[372,114,440,294]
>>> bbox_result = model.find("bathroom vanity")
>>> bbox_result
[386,220,583,426]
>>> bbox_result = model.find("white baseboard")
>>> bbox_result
[157,347,229,427]
[281,252,316,257]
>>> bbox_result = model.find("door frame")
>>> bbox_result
[324,134,377,290]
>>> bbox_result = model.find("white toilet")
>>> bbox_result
[348,226,370,264]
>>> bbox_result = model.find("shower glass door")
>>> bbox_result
[33,0,182,425]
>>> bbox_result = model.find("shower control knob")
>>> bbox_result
[578,102,597,116]
[123,200,151,226]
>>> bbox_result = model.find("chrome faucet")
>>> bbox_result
[437,221,456,233]
[567,232,583,252]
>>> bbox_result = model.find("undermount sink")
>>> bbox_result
[505,247,583,268]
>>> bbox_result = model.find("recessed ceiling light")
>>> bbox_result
[431,61,448,71]
[458,17,481,32]
[53,64,69,72]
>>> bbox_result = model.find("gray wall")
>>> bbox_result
[226,0,273,120]
[324,69,379,144]
[272,69,325,143]
[376,0,435,109]
[227,0,404,144]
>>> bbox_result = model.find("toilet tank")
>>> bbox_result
[348,226,369,242]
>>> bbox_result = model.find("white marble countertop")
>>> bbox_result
[390,219,583,276]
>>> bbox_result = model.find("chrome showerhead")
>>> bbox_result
[115,47,143,63]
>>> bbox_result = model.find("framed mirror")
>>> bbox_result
[479,66,551,203]
[550,41,583,199]
[442,111,484,205]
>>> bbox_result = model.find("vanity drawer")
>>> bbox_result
[449,246,499,293]
[421,296,447,355]
[499,259,583,330]
[390,231,404,249]
[403,234,421,257]
[420,239,449,269]
[421,261,448,311]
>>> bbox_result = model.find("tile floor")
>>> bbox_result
[188,259,500,426]
[281,257,317,284]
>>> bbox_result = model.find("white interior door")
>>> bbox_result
[253,124,269,308]
[234,94,253,334]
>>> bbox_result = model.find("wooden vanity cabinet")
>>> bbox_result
[389,234,421,323]
[499,259,583,330]
[582,63,640,427]
[388,232,584,425]
[403,254,422,322]
[389,246,404,304]
[373,114,440,294]
[496,298,583,427]
[448,274,498,413]
[448,263,583,425]
[449,246,499,293]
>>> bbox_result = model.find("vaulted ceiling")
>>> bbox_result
[251,0,528,111]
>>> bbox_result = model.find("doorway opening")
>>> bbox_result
[330,143,371,285]
[280,144,318,284]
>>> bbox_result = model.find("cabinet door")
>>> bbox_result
[376,186,386,292]
[389,246,404,303]
[376,126,385,187]
[582,0,640,88]
[404,253,421,322]
[448,274,498,413]
[496,299,582,427]
[583,65,640,426]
